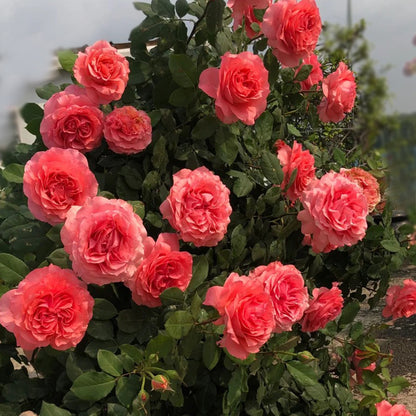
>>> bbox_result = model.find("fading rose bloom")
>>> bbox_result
[204,273,274,359]
[294,54,323,91]
[298,172,368,253]
[317,62,356,123]
[160,167,232,247]
[0,264,93,351]
[382,279,416,320]
[262,0,322,67]
[276,140,316,203]
[375,400,412,416]
[104,106,152,154]
[199,51,269,125]
[125,233,193,308]
[23,148,98,225]
[74,40,130,105]
[301,283,344,332]
[40,85,104,152]
[249,261,308,332]
[350,349,376,385]
[340,167,381,212]
[61,196,150,286]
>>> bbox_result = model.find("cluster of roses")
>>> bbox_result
[200,0,357,125]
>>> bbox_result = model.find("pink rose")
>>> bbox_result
[262,0,322,67]
[74,40,130,105]
[301,283,344,332]
[23,147,98,225]
[248,261,308,332]
[160,167,232,247]
[350,349,376,385]
[227,0,269,39]
[199,51,270,125]
[298,172,368,253]
[340,168,381,213]
[382,279,416,320]
[276,140,316,203]
[125,233,193,307]
[375,400,412,416]
[204,273,274,359]
[317,62,356,123]
[40,85,104,152]
[61,196,150,286]
[294,54,323,91]
[104,106,152,154]
[0,264,93,351]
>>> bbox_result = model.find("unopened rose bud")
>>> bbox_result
[139,390,149,403]
[151,375,173,392]
[148,353,159,364]
[297,351,314,362]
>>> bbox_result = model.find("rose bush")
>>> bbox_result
[0,0,413,415]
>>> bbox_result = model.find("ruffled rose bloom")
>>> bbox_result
[262,0,322,67]
[294,54,323,91]
[350,349,376,385]
[61,196,150,286]
[104,106,152,154]
[301,283,344,332]
[340,168,381,213]
[199,51,270,125]
[298,172,368,253]
[375,400,412,416]
[249,261,309,332]
[382,279,416,320]
[276,140,316,203]
[23,148,98,225]
[160,167,232,247]
[0,264,93,351]
[125,233,193,308]
[73,40,130,105]
[317,62,357,123]
[204,273,274,359]
[40,85,104,152]
[227,0,269,39]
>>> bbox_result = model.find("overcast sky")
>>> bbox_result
[1,0,416,146]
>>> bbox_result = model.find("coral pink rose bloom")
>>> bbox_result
[249,261,308,332]
[199,51,269,125]
[382,279,416,320]
[276,140,316,203]
[262,0,322,68]
[40,85,104,152]
[340,167,381,213]
[294,54,323,91]
[23,147,98,225]
[0,264,93,351]
[125,233,193,308]
[204,273,274,359]
[375,400,412,416]
[104,106,152,154]
[160,167,232,247]
[317,62,357,123]
[74,40,130,105]
[298,172,368,253]
[301,283,344,332]
[61,196,150,285]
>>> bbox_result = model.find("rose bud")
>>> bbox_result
[151,375,173,392]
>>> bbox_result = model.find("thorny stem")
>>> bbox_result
[187,5,209,44]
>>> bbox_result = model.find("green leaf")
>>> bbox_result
[107,403,128,416]
[169,88,195,107]
[151,0,175,18]
[338,300,360,328]
[187,255,209,292]
[192,116,218,140]
[0,253,29,285]
[381,239,401,253]
[47,248,70,269]
[287,123,302,137]
[57,50,78,72]
[40,401,72,416]
[36,83,61,100]
[168,54,197,88]
[333,148,346,165]
[66,352,96,382]
[119,344,144,364]
[116,375,141,407]
[2,164,24,183]
[387,376,410,395]
[93,298,118,320]
[206,0,225,33]
[286,361,319,387]
[165,310,194,339]
[305,383,327,401]
[203,335,220,370]
[260,150,283,184]
[255,111,274,144]
[215,128,239,165]
[233,173,253,197]
[133,1,156,16]
[97,350,123,377]
[294,64,312,81]
[231,224,247,258]
[87,320,114,341]
[20,103,44,124]
[71,371,116,401]
[146,334,175,358]
[160,287,185,306]
[176,0,190,17]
